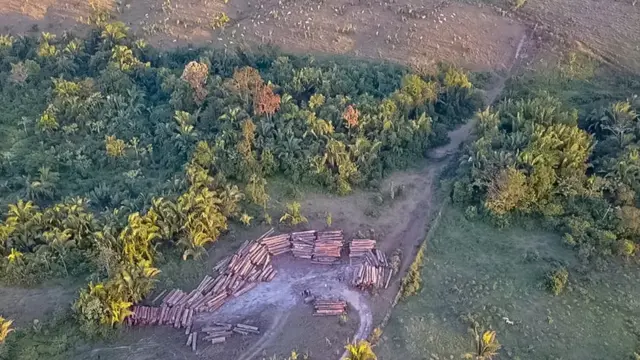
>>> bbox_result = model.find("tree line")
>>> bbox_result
[453,91,640,261]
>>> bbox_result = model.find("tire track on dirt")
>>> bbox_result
[236,311,291,360]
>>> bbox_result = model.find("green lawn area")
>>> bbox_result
[377,207,640,360]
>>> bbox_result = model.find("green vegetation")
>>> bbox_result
[345,340,377,360]
[379,206,640,360]
[211,13,231,29]
[453,66,640,261]
[280,202,308,226]
[401,243,425,298]
[465,328,500,359]
[0,317,13,343]
[545,266,569,295]
[0,15,480,353]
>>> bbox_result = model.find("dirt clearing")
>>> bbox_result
[0,0,527,71]
[0,282,76,327]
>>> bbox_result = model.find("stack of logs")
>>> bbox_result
[291,230,316,259]
[259,233,292,256]
[185,322,260,351]
[128,231,278,330]
[313,299,347,316]
[348,239,377,259]
[128,228,351,340]
[351,248,393,290]
[312,230,344,264]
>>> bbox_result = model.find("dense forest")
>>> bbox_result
[0,20,481,335]
[453,85,640,264]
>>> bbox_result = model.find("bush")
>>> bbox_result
[464,205,478,220]
[546,267,569,296]
[402,244,425,298]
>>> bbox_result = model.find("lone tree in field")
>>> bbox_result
[465,328,501,359]
[280,202,308,226]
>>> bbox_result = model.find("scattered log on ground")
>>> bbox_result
[313,298,347,316]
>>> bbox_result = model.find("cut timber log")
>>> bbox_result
[210,337,226,344]
[313,298,347,316]
[203,331,233,339]
[349,239,376,258]
[233,328,249,335]
[152,289,167,305]
[236,323,259,332]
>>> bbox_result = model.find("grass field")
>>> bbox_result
[377,206,640,360]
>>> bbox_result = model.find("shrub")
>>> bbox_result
[279,202,308,226]
[0,317,13,343]
[465,328,501,359]
[344,340,377,360]
[369,327,383,345]
[338,313,348,326]
[402,244,425,298]
[546,267,569,295]
[617,239,636,257]
[465,205,478,220]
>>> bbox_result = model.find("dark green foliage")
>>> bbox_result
[0,22,482,335]
[454,67,640,260]
[546,267,569,295]
[402,244,425,298]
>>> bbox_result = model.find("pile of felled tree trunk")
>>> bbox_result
[313,298,347,316]
[128,227,350,342]
[291,230,316,259]
[185,322,260,351]
[128,230,278,329]
[311,230,344,264]
[348,239,376,259]
[350,246,393,290]
[259,233,292,255]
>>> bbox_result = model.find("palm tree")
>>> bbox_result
[101,22,128,46]
[39,228,75,275]
[0,316,14,343]
[113,261,160,303]
[464,328,501,360]
[279,202,308,226]
[5,200,42,250]
[108,300,133,326]
[344,340,377,360]
[25,167,60,200]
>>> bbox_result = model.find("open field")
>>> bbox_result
[2,0,640,73]
[2,0,527,71]
[377,206,640,360]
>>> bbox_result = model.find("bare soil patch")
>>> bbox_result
[0,0,527,71]
[520,0,640,73]
[0,283,76,327]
